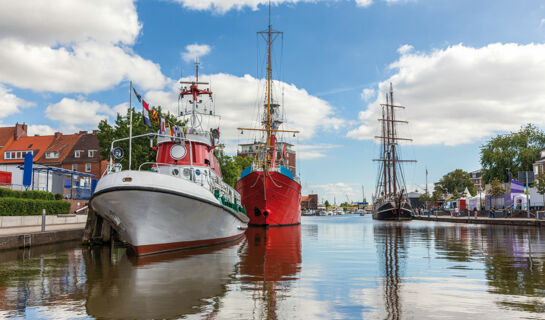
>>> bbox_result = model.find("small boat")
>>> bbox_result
[90,64,249,255]
[372,84,416,220]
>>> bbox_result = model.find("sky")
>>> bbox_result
[1,0,545,203]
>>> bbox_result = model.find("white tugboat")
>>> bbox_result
[90,63,249,255]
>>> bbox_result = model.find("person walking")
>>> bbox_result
[473,207,478,219]
[455,206,459,217]
[490,207,496,218]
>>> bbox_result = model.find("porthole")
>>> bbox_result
[170,144,187,160]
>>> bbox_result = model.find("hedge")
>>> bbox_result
[0,198,71,216]
[0,188,56,200]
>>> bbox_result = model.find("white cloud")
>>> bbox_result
[171,0,315,13]
[27,125,57,136]
[540,18,545,29]
[307,182,361,204]
[145,73,345,142]
[298,144,340,160]
[348,42,545,146]
[45,98,116,131]
[0,0,167,93]
[182,44,211,63]
[0,0,140,46]
[397,44,413,54]
[0,84,34,118]
[361,88,376,101]
[355,0,373,7]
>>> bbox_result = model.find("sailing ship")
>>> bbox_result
[372,83,416,220]
[235,8,302,227]
[89,63,249,255]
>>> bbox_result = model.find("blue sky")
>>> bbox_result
[1,0,545,202]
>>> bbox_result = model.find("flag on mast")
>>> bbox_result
[142,100,151,127]
[133,88,142,103]
[150,108,159,124]
[160,117,166,133]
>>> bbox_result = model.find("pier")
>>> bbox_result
[414,215,545,227]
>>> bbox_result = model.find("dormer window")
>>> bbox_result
[45,151,59,159]
[88,150,97,157]
[74,150,82,158]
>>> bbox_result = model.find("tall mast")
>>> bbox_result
[390,83,397,196]
[265,14,272,174]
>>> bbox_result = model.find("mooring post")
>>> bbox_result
[41,209,46,232]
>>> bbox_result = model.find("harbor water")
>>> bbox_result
[0,215,543,319]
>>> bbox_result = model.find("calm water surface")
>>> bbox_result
[0,215,544,319]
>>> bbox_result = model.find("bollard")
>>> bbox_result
[41,209,46,232]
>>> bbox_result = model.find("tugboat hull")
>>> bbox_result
[90,171,249,255]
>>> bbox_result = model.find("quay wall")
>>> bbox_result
[0,228,84,251]
[0,214,87,228]
[414,216,545,227]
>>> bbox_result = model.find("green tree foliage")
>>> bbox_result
[434,169,475,199]
[480,124,545,184]
[324,200,330,209]
[418,193,432,204]
[488,178,506,208]
[97,107,184,170]
[214,145,253,188]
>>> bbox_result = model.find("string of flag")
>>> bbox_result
[133,87,181,137]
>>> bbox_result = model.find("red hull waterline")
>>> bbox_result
[132,233,245,256]
[235,171,301,227]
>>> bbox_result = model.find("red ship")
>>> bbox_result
[235,11,302,227]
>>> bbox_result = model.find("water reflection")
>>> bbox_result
[85,240,243,320]
[0,218,543,319]
[374,223,406,320]
[238,226,302,320]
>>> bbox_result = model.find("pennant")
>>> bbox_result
[133,88,142,103]
[283,143,287,159]
[160,117,166,133]
[168,122,174,136]
[151,108,159,124]
[142,100,151,127]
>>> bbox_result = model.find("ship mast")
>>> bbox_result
[237,1,298,175]
[374,84,415,198]
[179,61,213,129]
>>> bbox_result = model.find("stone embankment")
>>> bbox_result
[0,214,87,251]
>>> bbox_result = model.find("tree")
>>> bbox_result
[419,193,432,207]
[488,178,506,209]
[214,145,253,187]
[480,124,545,184]
[97,107,185,170]
[534,172,545,210]
[324,200,330,209]
[434,169,475,199]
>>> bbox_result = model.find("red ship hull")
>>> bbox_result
[235,171,301,227]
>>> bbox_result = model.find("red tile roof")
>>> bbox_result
[301,196,310,202]
[0,135,55,164]
[40,134,80,164]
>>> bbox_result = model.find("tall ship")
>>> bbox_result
[372,83,416,220]
[235,10,302,227]
[89,64,249,255]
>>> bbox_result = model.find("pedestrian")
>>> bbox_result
[450,207,453,217]
[427,208,431,218]
[473,207,478,219]
[506,206,512,218]
[455,206,459,217]
[490,207,496,218]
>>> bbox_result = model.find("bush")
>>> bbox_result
[0,198,71,216]
[0,188,55,200]
[54,193,63,200]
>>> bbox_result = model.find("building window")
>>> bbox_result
[88,150,96,158]
[72,164,78,171]
[4,152,10,159]
[85,163,91,172]
[45,151,59,159]
[74,150,82,158]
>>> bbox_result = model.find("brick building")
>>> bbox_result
[301,194,318,210]
[469,169,483,191]
[61,131,106,179]
[238,141,296,175]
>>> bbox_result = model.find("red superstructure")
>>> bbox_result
[235,10,301,227]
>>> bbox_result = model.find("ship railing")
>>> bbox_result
[136,162,240,204]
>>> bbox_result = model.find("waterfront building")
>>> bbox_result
[469,169,483,191]
[533,148,545,175]
[0,124,105,196]
[301,194,318,210]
